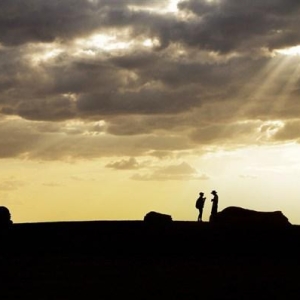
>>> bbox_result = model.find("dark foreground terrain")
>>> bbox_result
[1,221,300,299]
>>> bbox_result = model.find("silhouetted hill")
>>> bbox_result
[1,221,300,299]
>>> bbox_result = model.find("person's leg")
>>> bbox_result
[199,208,203,221]
[212,205,217,216]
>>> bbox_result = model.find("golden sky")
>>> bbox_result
[1,0,300,224]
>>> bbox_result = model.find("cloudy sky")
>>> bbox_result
[1,0,300,224]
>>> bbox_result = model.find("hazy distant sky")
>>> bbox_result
[1,0,300,223]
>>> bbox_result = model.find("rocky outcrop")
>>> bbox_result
[0,206,13,229]
[144,211,172,225]
[211,206,291,227]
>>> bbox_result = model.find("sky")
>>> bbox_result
[1,0,300,224]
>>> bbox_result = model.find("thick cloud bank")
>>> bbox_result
[1,0,300,160]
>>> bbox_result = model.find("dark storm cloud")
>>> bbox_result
[48,56,131,95]
[15,96,75,121]
[76,87,200,115]
[111,48,243,88]
[177,0,300,53]
[0,0,99,45]
[0,0,147,45]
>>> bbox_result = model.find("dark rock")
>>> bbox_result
[144,211,172,225]
[0,206,13,229]
[212,206,291,227]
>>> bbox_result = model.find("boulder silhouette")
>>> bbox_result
[0,206,13,228]
[212,206,291,227]
[144,211,172,225]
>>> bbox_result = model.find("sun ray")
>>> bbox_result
[232,51,300,120]
[279,59,300,96]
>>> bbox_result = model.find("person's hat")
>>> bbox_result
[211,190,217,194]
[199,192,204,195]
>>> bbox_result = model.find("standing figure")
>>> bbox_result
[210,190,219,221]
[195,192,206,222]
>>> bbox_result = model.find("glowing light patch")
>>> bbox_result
[129,0,179,13]
[276,45,300,56]
[31,48,63,64]
[77,34,132,51]
[167,0,179,12]
[143,38,160,48]
[258,121,284,140]
[62,93,77,102]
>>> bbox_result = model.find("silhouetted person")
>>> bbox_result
[195,192,206,221]
[0,206,12,229]
[210,190,218,221]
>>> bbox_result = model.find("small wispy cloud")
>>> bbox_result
[42,182,64,187]
[132,162,210,181]
[106,157,140,170]
[239,174,258,179]
[0,178,25,191]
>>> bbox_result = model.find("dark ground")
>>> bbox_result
[1,221,300,299]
